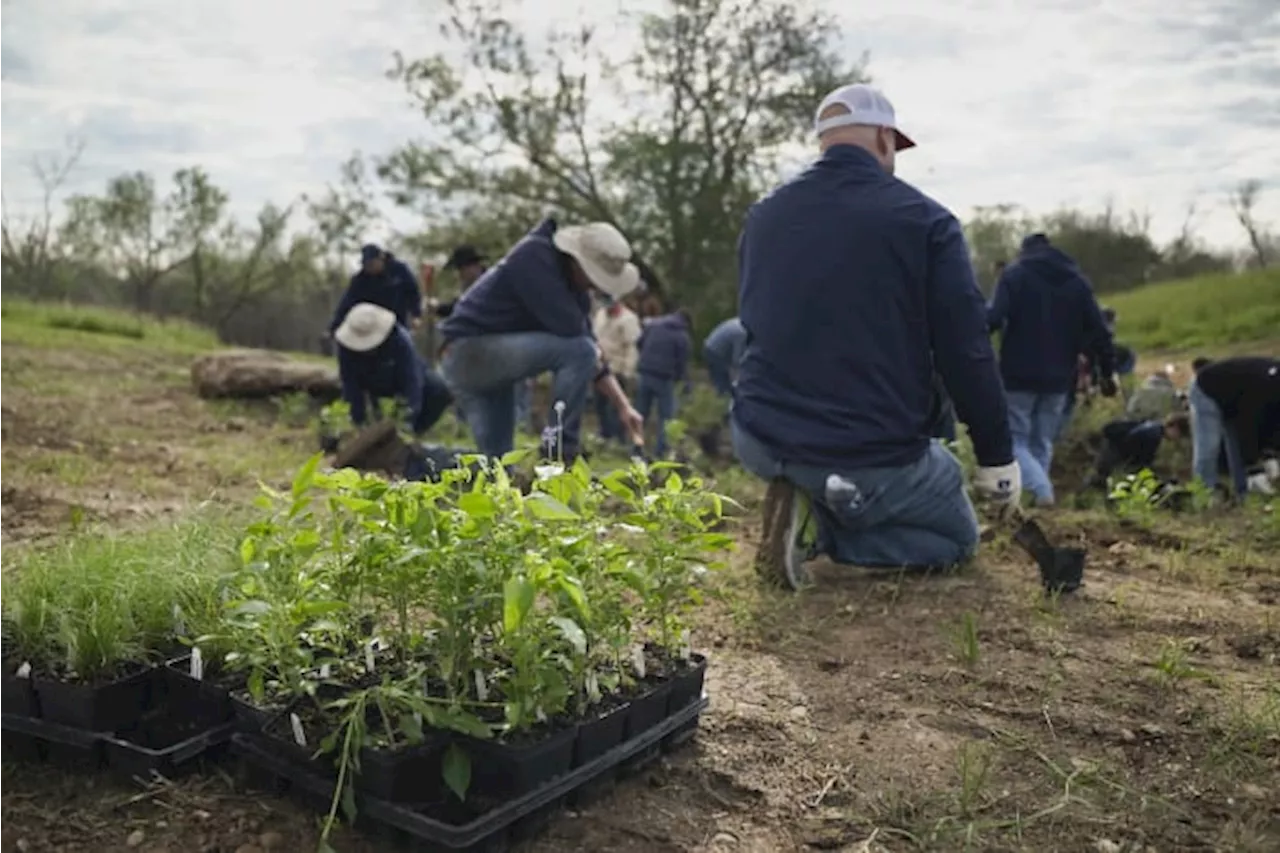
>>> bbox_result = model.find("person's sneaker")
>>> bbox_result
[754,479,815,591]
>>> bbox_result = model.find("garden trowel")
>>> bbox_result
[1006,508,1085,594]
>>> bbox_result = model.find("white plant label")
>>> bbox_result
[535,707,548,724]
[172,603,186,636]
[586,671,601,704]
[290,713,307,747]
[16,661,32,678]
[413,711,423,728]
[679,630,692,663]
[631,645,647,680]
[364,642,376,673]
[473,669,489,702]
[319,663,332,679]
[190,647,205,681]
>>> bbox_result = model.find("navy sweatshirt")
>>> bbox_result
[734,144,1013,470]
[987,238,1114,394]
[329,255,422,332]
[637,313,692,382]
[1102,419,1165,470]
[439,219,593,341]
[337,325,424,427]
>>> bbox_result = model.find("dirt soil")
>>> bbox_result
[3,336,1278,852]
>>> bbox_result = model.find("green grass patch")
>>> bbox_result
[1,298,219,354]
[1110,268,1280,352]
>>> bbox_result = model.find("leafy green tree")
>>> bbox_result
[380,0,865,332]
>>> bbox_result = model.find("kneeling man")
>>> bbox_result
[733,84,1020,589]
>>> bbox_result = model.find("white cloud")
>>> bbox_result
[2,0,1277,254]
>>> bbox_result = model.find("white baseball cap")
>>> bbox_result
[814,83,916,151]
[552,222,642,299]
[334,303,397,352]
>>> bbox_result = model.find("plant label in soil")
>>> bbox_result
[632,645,647,679]
[535,707,547,724]
[473,668,488,701]
[319,663,331,679]
[173,603,186,636]
[679,629,692,662]
[190,647,204,680]
[16,662,32,678]
[586,671,601,703]
[364,642,376,673]
[290,712,307,747]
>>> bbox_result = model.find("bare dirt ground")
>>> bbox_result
[3,331,1277,853]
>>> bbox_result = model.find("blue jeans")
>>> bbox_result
[732,419,978,568]
[441,333,597,459]
[635,374,677,456]
[1189,379,1248,496]
[1006,391,1068,503]
[705,351,734,398]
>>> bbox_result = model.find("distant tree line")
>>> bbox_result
[2,0,1274,354]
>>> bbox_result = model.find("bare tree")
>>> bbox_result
[1229,179,1271,269]
[1,136,86,294]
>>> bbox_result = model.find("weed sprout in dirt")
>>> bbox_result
[198,452,733,849]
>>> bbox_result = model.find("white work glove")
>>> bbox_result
[973,461,1022,517]
[1247,472,1275,496]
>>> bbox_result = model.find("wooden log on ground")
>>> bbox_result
[191,349,342,400]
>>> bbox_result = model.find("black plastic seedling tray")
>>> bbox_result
[233,694,709,852]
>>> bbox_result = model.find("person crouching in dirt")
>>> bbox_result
[329,243,424,338]
[733,83,1021,591]
[1189,356,1280,500]
[987,233,1117,506]
[1085,413,1190,489]
[333,303,453,436]
[438,219,645,461]
[703,316,747,398]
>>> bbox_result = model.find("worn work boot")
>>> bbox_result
[754,479,815,591]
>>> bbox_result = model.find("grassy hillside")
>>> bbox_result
[1109,267,1280,352]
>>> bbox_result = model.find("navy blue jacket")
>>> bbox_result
[987,239,1114,394]
[439,219,593,341]
[704,317,747,367]
[329,255,423,333]
[637,313,692,382]
[1102,419,1164,469]
[337,325,424,427]
[735,144,1013,469]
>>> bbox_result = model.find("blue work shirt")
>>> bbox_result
[637,313,692,382]
[734,144,1013,469]
[330,255,423,332]
[337,325,424,427]
[704,317,747,368]
[439,219,593,342]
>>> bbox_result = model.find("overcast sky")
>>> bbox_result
[3,0,1277,254]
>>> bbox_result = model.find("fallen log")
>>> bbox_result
[191,349,341,400]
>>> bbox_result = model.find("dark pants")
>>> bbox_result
[595,377,627,441]
[363,364,453,436]
[635,374,677,456]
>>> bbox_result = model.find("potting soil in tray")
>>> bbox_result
[33,663,157,732]
[230,694,710,850]
[457,721,577,800]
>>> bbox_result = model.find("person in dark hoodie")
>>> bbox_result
[333,303,452,435]
[439,219,646,460]
[329,243,423,336]
[733,83,1019,591]
[635,308,692,457]
[1189,356,1280,498]
[431,245,488,319]
[703,316,747,397]
[987,233,1116,506]
[1084,413,1190,489]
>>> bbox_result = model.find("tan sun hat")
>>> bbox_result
[334,303,397,352]
[552,222,642,299]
